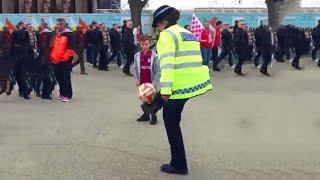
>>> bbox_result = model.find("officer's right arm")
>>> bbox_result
[157,31,176,96]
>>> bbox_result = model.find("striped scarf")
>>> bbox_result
[247,31,254,46]
[28,31,37,47]
[101,30,109,46]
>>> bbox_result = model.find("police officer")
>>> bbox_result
[152,5,212,175]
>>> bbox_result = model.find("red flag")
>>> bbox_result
[5,18,15,33]
[191,14,204,39]
[79,18,89,32]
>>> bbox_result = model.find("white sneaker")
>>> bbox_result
[257,65,261,71]
[62,97,71,102]
[57,95,63,100]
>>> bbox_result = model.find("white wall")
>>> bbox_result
[121,0,319,10]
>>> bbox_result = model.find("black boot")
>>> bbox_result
[137,113,150,122]
[212,66,221,71]
[23,94,31,100]
[160,164,188,175]
[150,114,157,125]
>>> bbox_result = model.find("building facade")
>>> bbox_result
[0,0,120,13]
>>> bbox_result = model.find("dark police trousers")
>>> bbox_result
[54,61,73,99]
[163,98,189,170]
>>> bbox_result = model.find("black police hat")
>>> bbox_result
[17,21,24,26]
[92,21,97,25]
[152,5,176,27]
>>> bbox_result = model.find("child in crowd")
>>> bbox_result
[134,35,163,125]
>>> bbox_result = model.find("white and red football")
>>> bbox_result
[138,83,156,104]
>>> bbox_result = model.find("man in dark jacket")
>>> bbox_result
[289,27,307,70]
[107,24,122,68]
[12,22,32,99]
[37,23,55,99]
[26,23,40,96]
[233,22,248,75]
[259,26,276,76]
[311,20,320,67]
[122,20,135,76]
[72,26,87,75]
[254,23,265,66]
[97,23,109,71]
[85,21,100,68]
[217,24,234,67]
[0,26,13,96]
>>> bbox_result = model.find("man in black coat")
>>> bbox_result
[37,23,55,100]
[97,23,109,71]
[259,26,276,76]
[122,20,135,76]
[107,24,123,68]
[0,27,13,96]
[311,20,320,67]
[85,21,100,68]
[233,22,248,75]
[12,22,32,99]
[73,26,87,75]
[217,24,234,67]
[289,27,308,70]
[254,23,265,66]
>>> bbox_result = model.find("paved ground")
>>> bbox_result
[0,58,320,180]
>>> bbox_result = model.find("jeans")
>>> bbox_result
[201,48,211,67]
[86,44,99,65]
[212,47,219,69]
[218,48,234,67]
[123,51,135,74]
[107,49,122,67]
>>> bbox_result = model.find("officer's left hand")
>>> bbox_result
[162,95,170,102]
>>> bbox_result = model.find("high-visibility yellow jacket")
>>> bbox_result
[157,24,213,99]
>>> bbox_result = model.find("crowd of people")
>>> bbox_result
[199,18,320,76]
[0,16,319,101]
[0,18,142,101]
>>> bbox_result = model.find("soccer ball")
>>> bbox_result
[138,83,156,104]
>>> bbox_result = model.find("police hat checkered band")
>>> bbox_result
[154,7,171,18]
